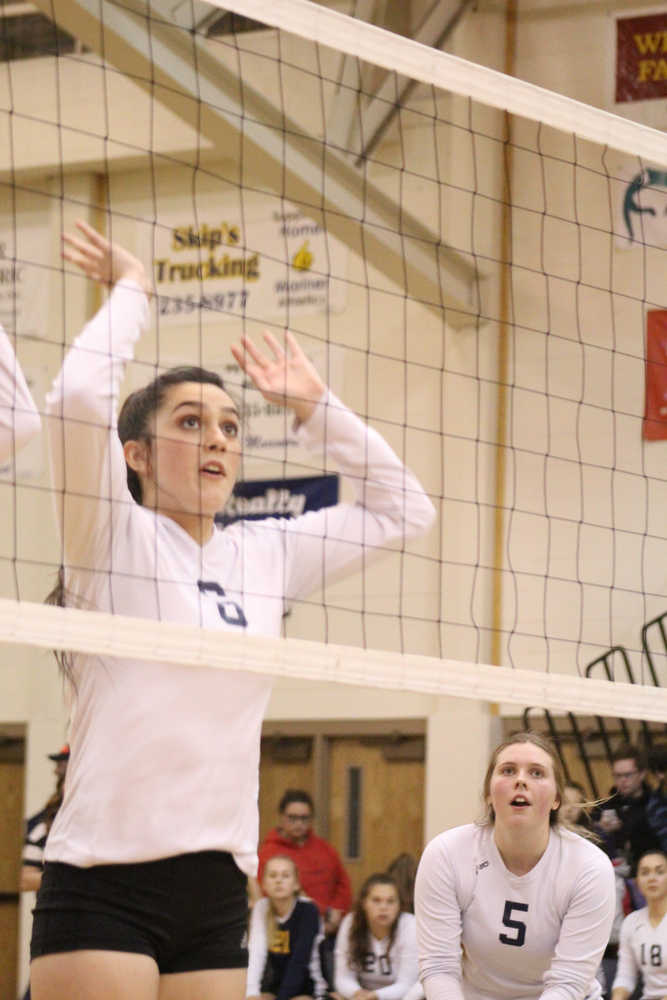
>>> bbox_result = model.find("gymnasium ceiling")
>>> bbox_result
[11,0,478,321]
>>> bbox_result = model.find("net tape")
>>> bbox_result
[2,0,666,721]
[3,599,667,722]
[218,0,667,165]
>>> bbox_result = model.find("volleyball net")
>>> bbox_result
[0,0,666,721]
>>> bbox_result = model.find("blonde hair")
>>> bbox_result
[263,855,301,949]
[480,731,565,828]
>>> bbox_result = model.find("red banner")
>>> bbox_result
[644,310,667,440]
[616,12,667,102]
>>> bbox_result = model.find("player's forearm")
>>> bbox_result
[46,280,149,556]
[0,327,41,462]
[422,972,465,1000]
[611,988,630,1000]
[19,865,43,892]
[298,390,436,537]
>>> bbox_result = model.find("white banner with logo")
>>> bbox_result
[149,199,348,325]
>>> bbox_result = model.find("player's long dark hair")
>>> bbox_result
[348,874,401,973]
[386,853,417,914]
[46,365,229,682]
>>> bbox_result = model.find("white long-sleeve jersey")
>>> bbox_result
[335,911,424,1000]
[44,280,435,874]
[613,908,667,1000]
[0,325,41,464]
[415,823,615,1000]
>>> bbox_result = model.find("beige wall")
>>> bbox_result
[1,0,665,993]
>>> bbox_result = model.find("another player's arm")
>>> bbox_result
[0,325,41,463]
[610,916,640,1000]
[541,851,616,1000]
[19,864,42,892]
[46,223,150,568]
[414,839,465,1000]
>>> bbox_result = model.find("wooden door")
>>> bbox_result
[258,736,315,843]
[0,752,25,1000]
[328,737,424,899]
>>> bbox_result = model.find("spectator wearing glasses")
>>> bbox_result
[595,745,667,875]
[258,790,352,986]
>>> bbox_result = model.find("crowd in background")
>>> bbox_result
[21,743,667,1000]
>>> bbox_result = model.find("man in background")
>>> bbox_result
[596,744,666,873]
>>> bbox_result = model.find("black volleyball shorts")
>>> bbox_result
[31,850,248,974]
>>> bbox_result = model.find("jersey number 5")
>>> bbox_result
[499,900,528,947]
[198,580,248,627]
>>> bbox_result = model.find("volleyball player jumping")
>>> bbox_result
[415,732,615,1000]
[29,220,434,1000]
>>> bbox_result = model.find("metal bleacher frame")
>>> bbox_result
[522,611,667,798]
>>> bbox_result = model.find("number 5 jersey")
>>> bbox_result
[415,823,615,1000]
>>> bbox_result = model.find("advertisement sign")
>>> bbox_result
[216,473,339,527]
[616,10,667,103]
[152,201,348,326]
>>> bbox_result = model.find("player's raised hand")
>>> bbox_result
[62,220,149,294]
[231,330,326,424]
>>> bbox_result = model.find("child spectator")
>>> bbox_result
[334,873,423,1000]
[247,855,327,1000]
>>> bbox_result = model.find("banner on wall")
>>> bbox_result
[643,310,667,440]
[615,10,667,103]
[618,166,667,246]
[152,202,348,325]
[215,474,339,527]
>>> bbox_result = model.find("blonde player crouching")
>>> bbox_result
[415,732,615,1000]
[612,850,667,1000]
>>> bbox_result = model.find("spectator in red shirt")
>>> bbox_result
[258,790,352,934]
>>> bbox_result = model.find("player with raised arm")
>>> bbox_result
[415,731,615,1000]
[30,220,435,1000]
[612,849,667,1000]
[0,325,40,464]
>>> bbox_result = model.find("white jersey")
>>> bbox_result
[44,280,435,873]
[415,823,615,1000]
[335,910,424,1000]
[0,325,40,464]
[613,908,667,1000]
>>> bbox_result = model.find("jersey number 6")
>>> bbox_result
[198,580,248,627]
[499,900,528,947]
